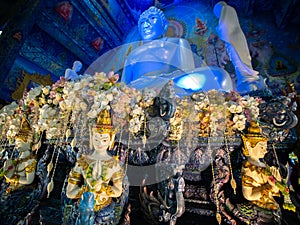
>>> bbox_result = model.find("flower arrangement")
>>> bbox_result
[0,80,264,145]
[31,77,68,140]
[223,91,262,135]
[190,90,262,138]
[193,90,226,137]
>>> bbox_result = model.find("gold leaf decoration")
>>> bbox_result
[47,179,54,198]
[231,178,237,195]
[216,212,222,225]
[65,129,71,139]
[47,161,53,174]
[71,138,76,148]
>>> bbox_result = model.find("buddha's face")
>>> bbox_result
[139,12,165,40]
[92,132,111,153]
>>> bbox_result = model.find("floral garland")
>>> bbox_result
[191,90,262,138]
[0,74,264,145]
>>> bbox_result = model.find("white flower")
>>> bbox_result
[251,107,259,118]
[42,86,50,95]
[132,106,142,115]
[235,105,243,113]
[74,102,81,112]
[47,127,58,139]
[233,114,246,123]
[233,120,246,131]
[52,99,59,105]
[129,117,142,133]
[59,101,67,111]
[1,102,18,115]
[79,79,89,88]
[106,93,113,101]
[32,124,40,134]
[28,86,42,100]
[64,99,74,108]
[73,82,81,91]
[228,104,243,114]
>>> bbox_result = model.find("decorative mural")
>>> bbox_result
[54,1,74,22]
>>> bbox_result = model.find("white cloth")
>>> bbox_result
[215,2,260,86]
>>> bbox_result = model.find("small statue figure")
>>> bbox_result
[212,122,296,225]
[66,109,124,213]
[140,172,185,225]
[75,192,95,225]
[213,1,266,93]
[65,61,83,81]
[122,6,233,93]
[169,174,185,225]
[3,117,37,193]
[241,122,282,210]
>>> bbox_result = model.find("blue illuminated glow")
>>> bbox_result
[175,73,206,91]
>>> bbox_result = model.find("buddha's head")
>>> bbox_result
[90,109,115,153]
[241,121,268,161]
[15,117,33,151]
[138,6,169,40]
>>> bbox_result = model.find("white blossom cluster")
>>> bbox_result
[0,102,20,140]
[225,95,261,131]
[38,104,61,139]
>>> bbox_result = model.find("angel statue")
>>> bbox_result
[221,122,295,225]
[241,122,282,211]
[2,117,37,193]
[63,109,129,225]
[0,116,47,225]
